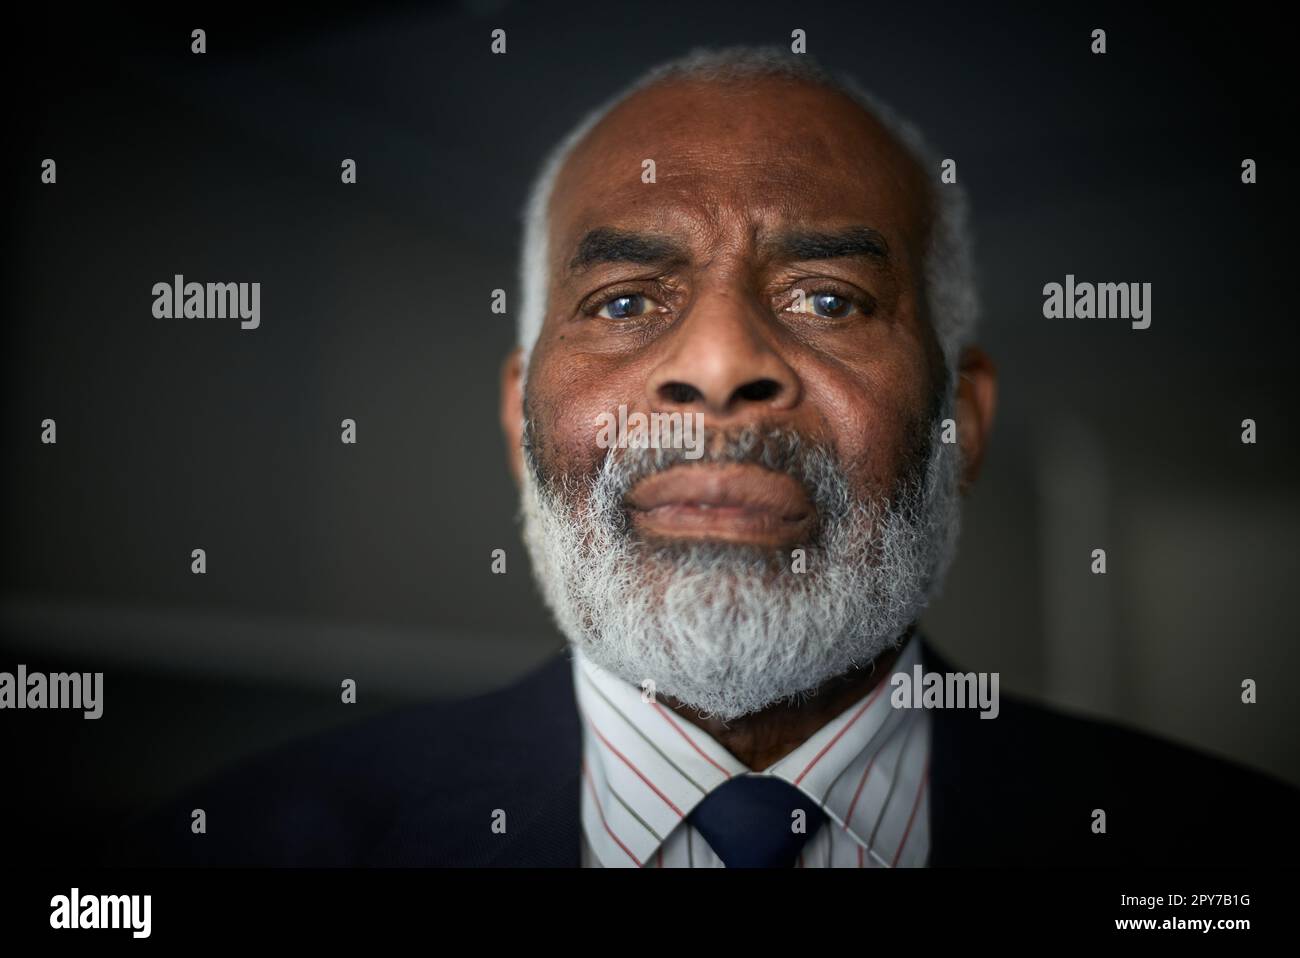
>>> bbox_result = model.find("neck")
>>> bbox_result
[662,629,912,771]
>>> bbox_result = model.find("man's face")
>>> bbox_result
[506,77,984,719]
[526,76,945,520]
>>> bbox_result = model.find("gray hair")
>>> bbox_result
[516,44,978,378]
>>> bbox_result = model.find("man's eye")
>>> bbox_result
[595,292,658,320]
[789,291,862,319]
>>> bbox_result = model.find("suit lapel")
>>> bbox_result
[921,636,1014,867]
[473,651,584,867]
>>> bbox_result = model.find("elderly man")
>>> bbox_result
[114,46,1298,868]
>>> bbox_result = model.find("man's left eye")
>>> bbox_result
[788,291,863,319]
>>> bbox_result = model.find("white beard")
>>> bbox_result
[518,400,963,721]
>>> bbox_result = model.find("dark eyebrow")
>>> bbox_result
[764,227,890,262]
[567,227,689,273]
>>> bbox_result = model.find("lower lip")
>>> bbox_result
[629,503,811,544]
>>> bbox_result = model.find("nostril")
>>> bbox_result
[734,379,782,403]
[660,382,702,404]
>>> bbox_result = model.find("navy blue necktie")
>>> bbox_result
[687,775,829,867]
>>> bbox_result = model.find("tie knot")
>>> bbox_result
[687,775,828,868]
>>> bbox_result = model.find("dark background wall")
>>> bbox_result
[3,0,1297,866]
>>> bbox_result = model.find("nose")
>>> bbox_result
[646,286,801,420]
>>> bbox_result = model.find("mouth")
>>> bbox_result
[625,463,815,547]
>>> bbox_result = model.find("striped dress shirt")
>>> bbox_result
[574,635,931,868]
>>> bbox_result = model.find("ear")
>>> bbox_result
[500,347,526,487]
[954,345,997,492]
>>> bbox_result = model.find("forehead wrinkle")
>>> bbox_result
[553,152,920,278]
[557,211,774,284]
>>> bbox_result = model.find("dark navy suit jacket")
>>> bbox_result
[108,638,1300,867]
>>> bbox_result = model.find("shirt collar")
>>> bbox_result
[573,635,927,868]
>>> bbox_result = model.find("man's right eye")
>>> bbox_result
[595,292,659,320]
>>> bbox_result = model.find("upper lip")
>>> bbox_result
[626,463,812,519]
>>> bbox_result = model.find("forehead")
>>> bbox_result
[548,75,933,264]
